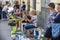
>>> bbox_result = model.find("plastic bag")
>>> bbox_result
[52,23,60,38]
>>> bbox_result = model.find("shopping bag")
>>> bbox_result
[52,23,60,38]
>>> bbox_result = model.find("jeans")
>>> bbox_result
[2,11,7,19]
[25,24,36,30]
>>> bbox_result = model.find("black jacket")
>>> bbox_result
[0,6,2,19]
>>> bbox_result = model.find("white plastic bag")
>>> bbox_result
[20,38,30,40]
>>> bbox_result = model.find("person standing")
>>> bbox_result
[2,1,9,19]
[14,1,20,9]
[44,3,57,40]
[52,3,60,40]
[0,1,12,40]
[21,1,26,12]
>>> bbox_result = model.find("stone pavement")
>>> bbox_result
[0,20,12,40]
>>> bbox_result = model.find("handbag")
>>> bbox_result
[52,23,60,38]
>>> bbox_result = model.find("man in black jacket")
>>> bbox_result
[21,1,26,12]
